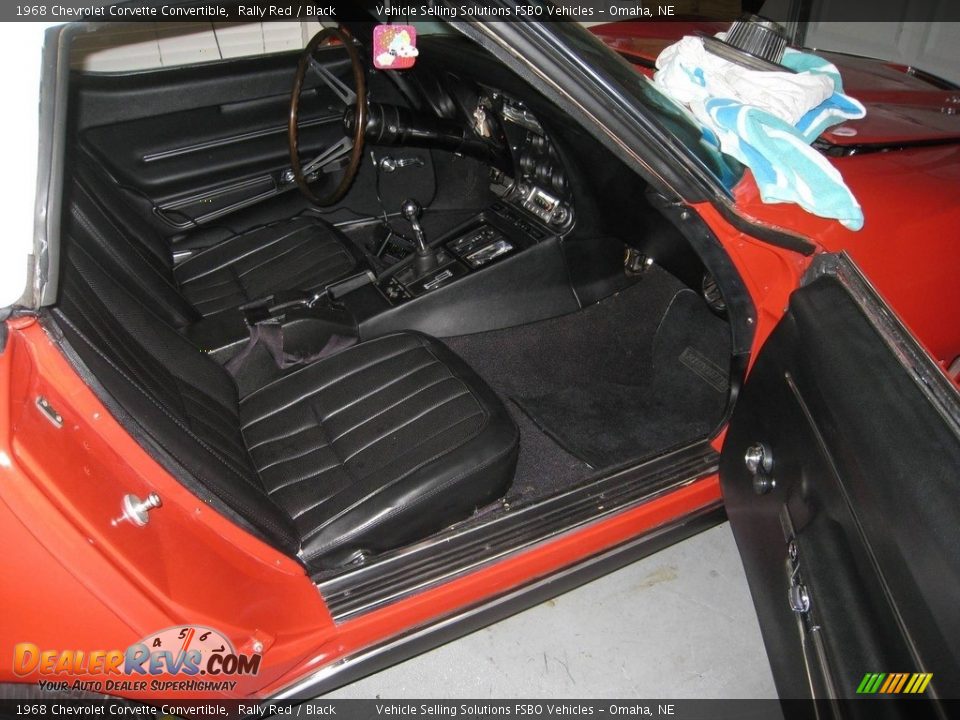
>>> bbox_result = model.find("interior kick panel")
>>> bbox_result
[721,275,960,704]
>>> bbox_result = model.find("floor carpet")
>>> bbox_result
[445,266,731,475]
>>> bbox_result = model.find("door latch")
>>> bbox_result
[36,396,63,428]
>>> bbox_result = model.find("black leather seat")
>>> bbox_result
[54,241,518,570]
[67,160,362,328]
[240,332,518,567]
[174,217,358,318]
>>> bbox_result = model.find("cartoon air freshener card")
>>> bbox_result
[373,25,419,70]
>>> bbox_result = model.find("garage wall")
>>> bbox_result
[803,21,960,86]
[759,0,960,86]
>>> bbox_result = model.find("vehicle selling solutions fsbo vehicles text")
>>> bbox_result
[373,4,674,17]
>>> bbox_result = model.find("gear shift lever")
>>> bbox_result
[402,198,438,274]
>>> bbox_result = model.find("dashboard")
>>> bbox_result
[368,49,585,307]
[476,89,575,232]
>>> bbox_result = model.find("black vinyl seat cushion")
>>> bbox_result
[68,159,360,326]
[240,332,519,568]
[174,216,359,318]
[54,241,518,570]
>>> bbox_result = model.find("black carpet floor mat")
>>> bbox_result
[445,267,730,472]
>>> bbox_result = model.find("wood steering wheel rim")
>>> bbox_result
[288,26,367,206]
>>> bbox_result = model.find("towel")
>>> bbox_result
[654,35,867,230]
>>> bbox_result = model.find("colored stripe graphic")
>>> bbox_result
[857,672,932,694]
[879,674,895,693]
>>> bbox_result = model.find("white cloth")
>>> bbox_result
[653,35,867,230]
[654,36,835,125]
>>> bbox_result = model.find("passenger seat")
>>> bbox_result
[53,241,518,570]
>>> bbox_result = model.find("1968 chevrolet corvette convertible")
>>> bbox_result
[2,5,959,706]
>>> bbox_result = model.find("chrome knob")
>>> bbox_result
[401,198,429,255]
[788,583,810,614]
[401,198,422,222]
[744,442,773,475]
[112,492,162,527]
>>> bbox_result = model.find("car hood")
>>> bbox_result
[590,22,960,148]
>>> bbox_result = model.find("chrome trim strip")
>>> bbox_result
[143,115,339,163]
[273,502,724,701]
[317,442,717,620]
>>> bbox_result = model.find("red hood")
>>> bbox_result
[590,21,960,147]
[590,23,960,365]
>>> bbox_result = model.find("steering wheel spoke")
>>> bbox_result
[309,56,357,105]
[289,26,367,206]
[301,136,354,177]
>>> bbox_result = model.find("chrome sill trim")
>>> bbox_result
[273,501,724,701]
[317,441,718,621]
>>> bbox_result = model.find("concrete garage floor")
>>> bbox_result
[328,522,778,699]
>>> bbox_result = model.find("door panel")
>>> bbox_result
[76,49,352,224]
[82,88,343,198]
[721,254,960,708]
[72,47,438,236]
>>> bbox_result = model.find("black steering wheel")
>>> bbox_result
[288,26,367,206]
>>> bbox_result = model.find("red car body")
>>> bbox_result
[1,19,957,701]
[592,20,960,370]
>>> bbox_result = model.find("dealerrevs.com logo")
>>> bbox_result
[13,626,261,693]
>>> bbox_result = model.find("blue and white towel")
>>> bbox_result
[654,36,867,230]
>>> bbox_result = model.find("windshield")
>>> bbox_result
[540,20,744,193]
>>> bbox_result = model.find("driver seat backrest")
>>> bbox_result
[54,238,301,554]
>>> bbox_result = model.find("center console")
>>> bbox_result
[191,89,580,364]
[377,200,551,306]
